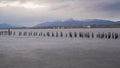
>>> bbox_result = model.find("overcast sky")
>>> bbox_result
[0,0,120,26]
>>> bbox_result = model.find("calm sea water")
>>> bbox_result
[0,28,120,68]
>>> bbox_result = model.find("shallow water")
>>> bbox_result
[0,28,120,68]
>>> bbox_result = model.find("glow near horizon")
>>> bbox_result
[0,1,48,9]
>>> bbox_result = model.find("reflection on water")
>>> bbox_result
[0,28,120,68]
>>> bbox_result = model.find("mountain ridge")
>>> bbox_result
[0,19,120,28]
[35,19,120,27]
[0,23,14,28]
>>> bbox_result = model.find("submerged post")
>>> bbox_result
[8,28,11,36]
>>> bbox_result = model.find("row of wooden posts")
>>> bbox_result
[0,29,120,39]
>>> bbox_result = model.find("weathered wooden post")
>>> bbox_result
[35,32,38,36]
[86,32,90,38]
[52,32,54,37]
[0,31,2,36]
[112,32,114,39]
[41,32,43,36]
[13,32,16,36]
[47,32,50,37]
[115,33,118,39]
[69,32,72,38]
[88,32,90,38]
[33,32,36,36]
[0,32,1,36]
[23,32,27,36]
[98,32,100,38]
[101,32,104,39]
[91,32,94,38]
[8,29,11,36]
[66,33,67,37]
[43,33,46,37]
[108,32,111,39]
[28,32,30,36]
[39,33,41,36]
[56,32,58,37]
[1,31,3,36]
[105,33,107,39]
[60,32,63,37]
[79,32,82,38]
[74,32,77,38]
[19,32,22,36]
[29,32,32,36]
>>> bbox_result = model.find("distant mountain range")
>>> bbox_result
[35,19,120,27]
[0,23,24,28]
[0,23,14,28]
[0,19,120,28]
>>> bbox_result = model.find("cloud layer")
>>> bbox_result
[0,0,120,26]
